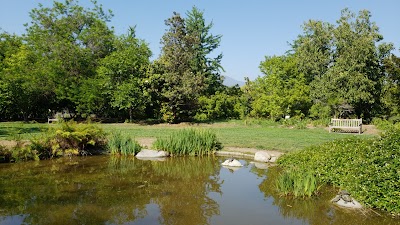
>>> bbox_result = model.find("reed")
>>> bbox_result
[276,168,319,198]
[107,132,141,156]
[152,128,222,156]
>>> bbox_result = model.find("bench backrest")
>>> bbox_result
[331,119,362,127]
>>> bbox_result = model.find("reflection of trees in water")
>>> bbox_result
[0,156,222,225]
[258,166,398,225]
[151,157,222,225]
[0,156,152,224]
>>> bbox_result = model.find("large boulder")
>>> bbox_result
[136,149,169,158]
[254,151,271,163]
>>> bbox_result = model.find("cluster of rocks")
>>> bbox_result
[221,151,279,169]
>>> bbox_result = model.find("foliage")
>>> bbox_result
[97,27,152,121]
[25,0,115,116]
[195,90,241,121]
[152,128,222,156]
[294,9,392,119]
[245,55,311,120]
[276,168,320,198]
[107,131,141,155]
[381,54,400,117]
[156,7,224,123]
[29,121,107,158]
[185,6,224,95]
[278,129,400,214]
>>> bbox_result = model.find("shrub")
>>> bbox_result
[278,128,400,214]
[29,121,107,158]
[152,128,222,156]
[107,132,141,156]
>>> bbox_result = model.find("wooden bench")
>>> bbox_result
[329,118,362,134]
[47,118,59,124]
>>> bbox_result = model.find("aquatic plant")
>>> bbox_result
[152,128,222,156]
[276,168,319,198]
[107,132,141,156]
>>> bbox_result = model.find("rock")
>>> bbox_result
[221,158,243,167]
[136,149,169,158]
[269,156,277,163]
[254,151,271,163]
[332,198,363,209]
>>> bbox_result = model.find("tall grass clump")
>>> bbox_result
[278,128,400,215]
[276,168,319,198]
[152,128,222,156]
[107,132,141,156]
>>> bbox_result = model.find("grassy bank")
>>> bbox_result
[0,120,376,152]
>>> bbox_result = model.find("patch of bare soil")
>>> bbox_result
[223,146,284,157]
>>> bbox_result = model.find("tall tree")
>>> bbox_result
[382,53,400,117]
[293,9,391,119]
[185,6,224,94]
[248,55,310,120]
[292,20,333,84]
[25,0,114,115]
[97,28,152,121]
[157,12,206,123]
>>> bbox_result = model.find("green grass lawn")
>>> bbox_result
[0,120,376,152]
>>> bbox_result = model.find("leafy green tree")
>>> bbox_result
[293,9,391,119]
[25,0,114,115]
[247,55,310,120]
[382,53,400,117]
[292,20,333,84]
[97,28,152,121]
[0,44,53,120]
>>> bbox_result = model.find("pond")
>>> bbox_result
[0,156,397,225]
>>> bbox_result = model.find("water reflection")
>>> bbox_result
[0,157,398,225]
[0,156,222,225]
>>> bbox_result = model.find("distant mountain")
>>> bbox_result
[222,76,245,87]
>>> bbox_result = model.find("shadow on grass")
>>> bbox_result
[0,127,43,138]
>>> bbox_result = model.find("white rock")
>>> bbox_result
[221,159,243,167]
[254,151,271,162]
[136,149,169,158]
[332,198,363,209]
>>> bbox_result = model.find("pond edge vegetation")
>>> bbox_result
[277,125,400,216]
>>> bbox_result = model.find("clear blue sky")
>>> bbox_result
[1,0,399,82]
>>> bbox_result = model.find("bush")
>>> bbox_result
[29,121,107,158]
[107,132,141,156]
[152,128,222,156]
[278,129,400,214]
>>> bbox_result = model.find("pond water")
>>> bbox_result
[0,156,398,225]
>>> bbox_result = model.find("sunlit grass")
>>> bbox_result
[0,120,376,152]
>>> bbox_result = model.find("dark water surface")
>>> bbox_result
[0,156,398,225]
